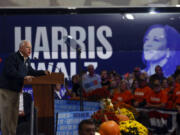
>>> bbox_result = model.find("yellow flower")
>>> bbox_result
[119,120,148,135]
[119,108,135,120]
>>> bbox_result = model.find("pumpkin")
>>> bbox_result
[116,114,129,122]
[99,120,120,135]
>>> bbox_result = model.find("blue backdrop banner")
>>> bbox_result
[54,100,100,113]
[1,13,180,77]
[56,111,95,135]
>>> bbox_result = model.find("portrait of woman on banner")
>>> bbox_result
[142,24,180,77]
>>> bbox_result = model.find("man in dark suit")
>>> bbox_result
[0,40,50,135]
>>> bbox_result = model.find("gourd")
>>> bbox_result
[99,120,120,135]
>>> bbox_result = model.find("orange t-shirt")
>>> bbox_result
[163,88,174,109]
[134,86,152,103]
[112,90,133,105]
[173,87,180,105]
[147,89,168,105]
[112,88,120,95]
[175,82,180,88]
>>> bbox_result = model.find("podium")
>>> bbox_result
[24,73,64,135]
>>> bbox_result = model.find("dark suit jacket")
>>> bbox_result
[0,51,45,92]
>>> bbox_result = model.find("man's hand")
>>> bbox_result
[24,76,34,82]
[19,111,25,116]
[44,70,51,75]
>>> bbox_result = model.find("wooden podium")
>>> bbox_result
[24,73,64,135]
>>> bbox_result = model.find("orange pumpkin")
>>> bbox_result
[116,114,129,122]
[99,120,120,135]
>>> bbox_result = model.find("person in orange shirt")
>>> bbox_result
[109,79,119,98]
[173,74,180,107]
[133,76,152,107]
[146,79,168,108]
[163,77,176,109]
[130,79,139,94]
[112,80,133,105]
[173,85,180,109]
[175,73,180,88]
[161,78,168,90]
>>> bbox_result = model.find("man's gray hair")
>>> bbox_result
[19,40,30,48]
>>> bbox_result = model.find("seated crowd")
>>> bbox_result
[56,64,180,112]
[52,64,180,134]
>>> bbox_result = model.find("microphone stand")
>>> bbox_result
[77,46,84,111]
[64,35,84,111]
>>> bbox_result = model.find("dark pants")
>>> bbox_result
[16,121,30,135]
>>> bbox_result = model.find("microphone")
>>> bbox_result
[63,35,81,51]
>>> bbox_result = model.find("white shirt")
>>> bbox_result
[82,74,102,92]
[55,91,62,99]
[19,51,28,63]
[19,93,24,112]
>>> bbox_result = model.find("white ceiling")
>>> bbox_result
[0,0,179,7]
